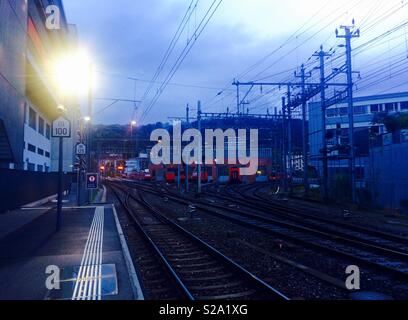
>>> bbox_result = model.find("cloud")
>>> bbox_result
[64,0,408,124]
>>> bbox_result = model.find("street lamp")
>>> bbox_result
[51,49,96,209]
[51,49,94,96]
[130,120,137,137]
[57,105,67,113]
[130,120,137,158]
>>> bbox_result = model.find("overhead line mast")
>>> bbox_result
[313,46,332,202]
[295,64,312,196]
[336,21,361,204]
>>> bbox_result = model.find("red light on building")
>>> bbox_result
[117,166,124,171]
[100,165,105,171]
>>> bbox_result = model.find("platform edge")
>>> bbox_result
[111,204,145,300]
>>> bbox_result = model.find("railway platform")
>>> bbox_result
[0,191,143,300]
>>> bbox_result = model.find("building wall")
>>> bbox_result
[369,141,408,212]
[0,0,28,169]
[23,101,52,172]
[1,0,79,173]
[309,92,408,178]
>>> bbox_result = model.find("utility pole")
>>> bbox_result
[336,21,360,204]
[235,80,240,114]
[287,86,293,193]
[314,46,332,202]
[197,101,202,195]
[185,105,190,193]
[186,104,190,124]
[57,136,63,231]
[295,64,311,196]
[282,97,288,192]
[87,62,93,204]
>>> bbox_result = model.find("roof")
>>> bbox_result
[0,119,14,163]
[309,91,408,107]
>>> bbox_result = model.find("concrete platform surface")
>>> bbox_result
[0,205,140,300]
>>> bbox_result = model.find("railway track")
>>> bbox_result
[119,181,408,282]
[206,183,408,252]
[111,183,289,300]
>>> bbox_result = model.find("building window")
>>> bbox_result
[370,104,380,113]
[370,126,380,135]
[37,165,44,172]
[38,117,45,135]
[24,103,28,124]
[45,151,50,158]
[45,166,50,173]
[339,108,348,116]
[46,124,51,139]
[27,163,35,172]
[28,144,36,153]
[354,105,368,115]
[385,103,396,112]
[356,167,365,180]
[38,148,44,156]
[29,108,37,130]
[327,108,337,118]
[401,101,408,111]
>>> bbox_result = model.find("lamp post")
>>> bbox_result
[130,121,137,159]
[130,121,137,138]
[52,49,94,206]
[77,116,91,206]
[214,159,218,184]
[53,105,70,232]
[87,62,94,204]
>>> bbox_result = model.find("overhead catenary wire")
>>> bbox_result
[139,0,223,123]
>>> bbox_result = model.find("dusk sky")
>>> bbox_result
[63,0,408,125]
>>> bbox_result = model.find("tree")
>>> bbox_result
[372,112,408,133]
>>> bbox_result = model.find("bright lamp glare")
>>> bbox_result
[52,50,93,96]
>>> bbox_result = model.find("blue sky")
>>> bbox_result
[63,0,408,125]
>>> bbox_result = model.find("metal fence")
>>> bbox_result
[0,169,72,214]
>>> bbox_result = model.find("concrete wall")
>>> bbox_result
[0,168,72,214]
[0,0,28,169]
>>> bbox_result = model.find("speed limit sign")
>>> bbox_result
[52,116,71,138]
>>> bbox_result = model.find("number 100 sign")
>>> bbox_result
[52,116,71,138]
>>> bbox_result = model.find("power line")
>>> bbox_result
[139,0,223,123]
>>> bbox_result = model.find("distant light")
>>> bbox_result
[131,121,137,126]
[57,105,66,113]
[84,116,91,122]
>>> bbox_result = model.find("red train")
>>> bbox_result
[269,172,284,182]
[229,167,242,184]
[128,170,153,182]
[165,168,188,184]
[192,171,209,183]
[165,168,177,184]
